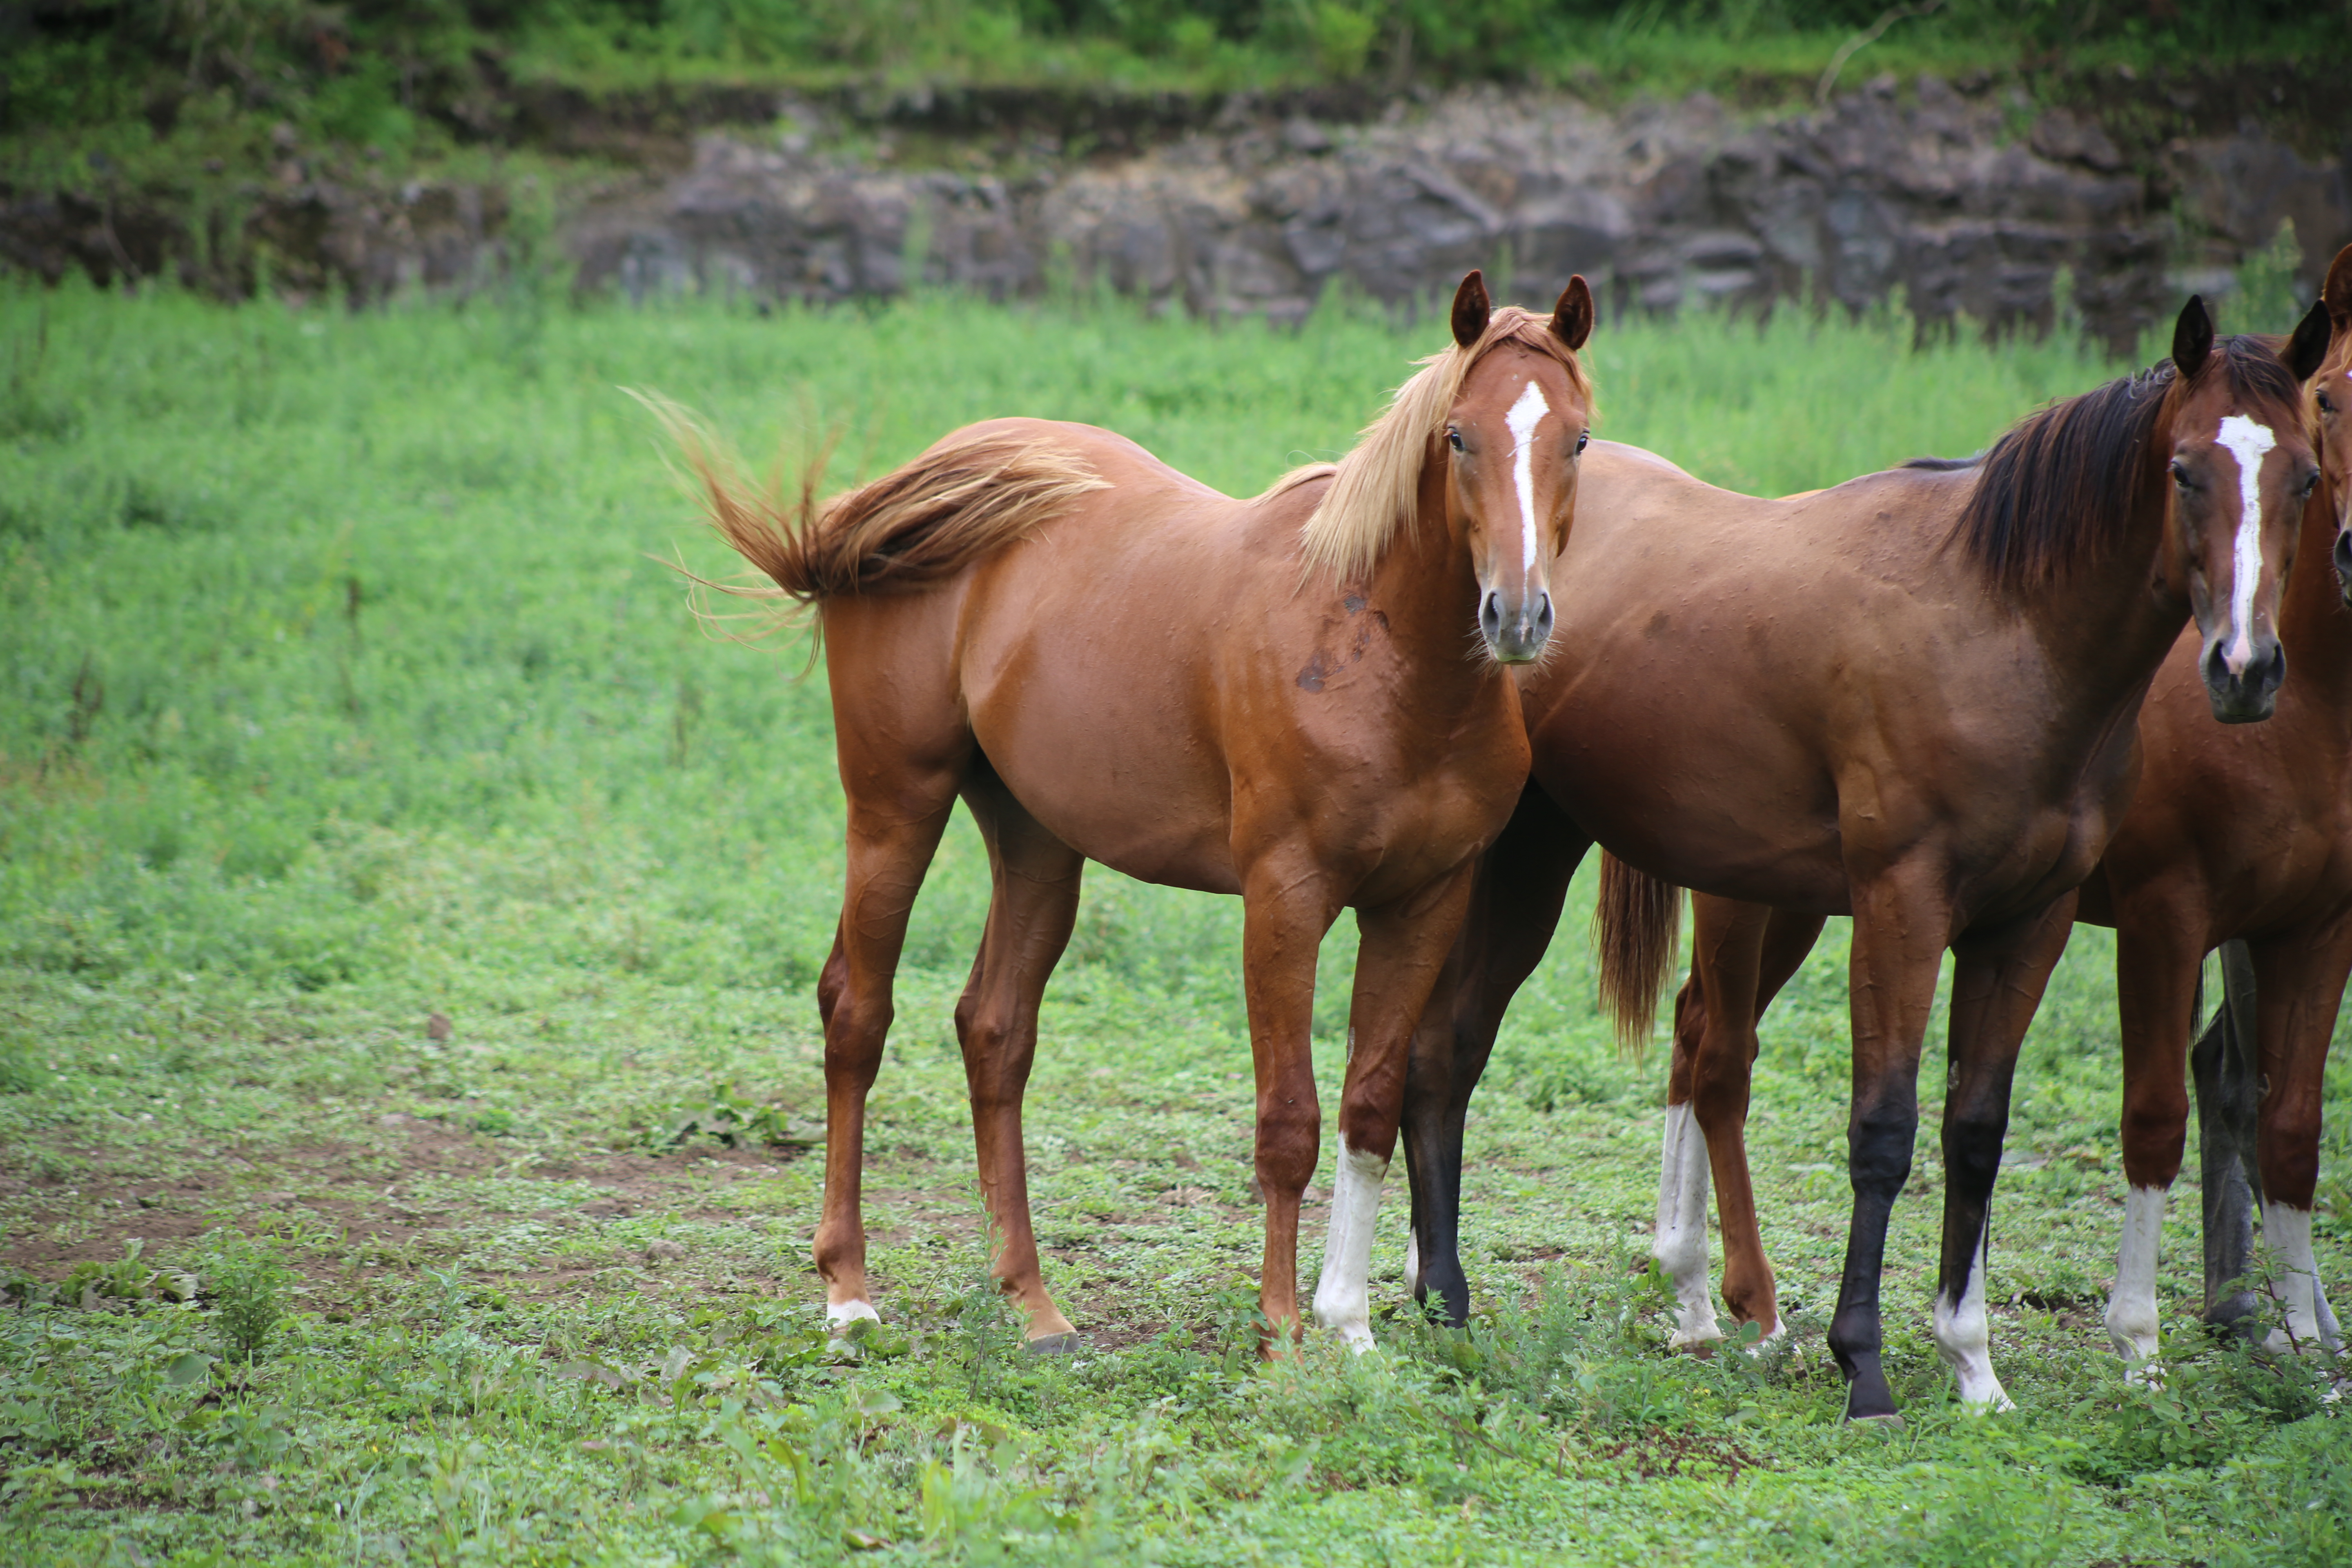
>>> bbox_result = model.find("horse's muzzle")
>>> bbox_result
[1480,587,1554,664]
[2201,633,2286,724]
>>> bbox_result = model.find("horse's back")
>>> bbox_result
[948,416,1238,508]
[1533,440,2051,912]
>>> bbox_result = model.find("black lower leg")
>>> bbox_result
[2194,942,2263,1334]
[1829,1106,1915,1419]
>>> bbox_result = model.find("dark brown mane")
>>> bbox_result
[1951,336,2305,593]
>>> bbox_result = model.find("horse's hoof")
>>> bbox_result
[1023,1331,1084,1358]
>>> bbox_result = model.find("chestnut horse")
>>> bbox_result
[1639,261,2351,1369]
[1383,300,2323,1420]
[670,274,1595,1348]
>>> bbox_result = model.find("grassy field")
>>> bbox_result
[1,277,2347,1565]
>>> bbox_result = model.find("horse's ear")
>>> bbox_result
[2172,294,2215,381]
[1451,270,1490,349]
[1551,274,1594,351]
[2285,296,2332,382]
[2325,243,2352,333]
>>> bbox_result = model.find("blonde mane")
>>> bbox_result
[1290,307,1593,583]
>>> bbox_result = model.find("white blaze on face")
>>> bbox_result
[2105,1185,2167,1368]
[1654,1102,1717,1349]
[1933,1225,2014,1411]
[1312,1134,1389,1351]
[1506,379,1552,579]
[2215,414,2279,674]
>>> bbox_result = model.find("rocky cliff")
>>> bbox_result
[8,73,2346,347]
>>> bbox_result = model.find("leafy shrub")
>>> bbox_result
[203,1232,294,1364]
[1391,1252,1782,1439]
[2065,1321,2331,1486]
[58,1241,197,1309]
[2209,1413,2352,1568]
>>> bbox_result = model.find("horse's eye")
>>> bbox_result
[1446,428,1464,452]
[1576,430,1590,455]
[2172,460,2192,489]
[2304,470,2322,498]
[2322,392,2339,416]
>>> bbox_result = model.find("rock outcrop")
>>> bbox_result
[570,77,2349,347]
[8,76,2347,348]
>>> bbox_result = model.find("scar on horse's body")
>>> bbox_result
[1663,252,2352,1374]
[1391,295,2326,1421]
[664,273,1597,1350]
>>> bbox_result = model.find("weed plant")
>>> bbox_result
[203,1232,293,1364]
[0,277,2343,1562]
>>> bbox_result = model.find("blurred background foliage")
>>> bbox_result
[4,0,2341,162]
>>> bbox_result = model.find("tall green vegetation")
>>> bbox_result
[6,0,2334,164]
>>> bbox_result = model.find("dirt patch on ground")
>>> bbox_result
[0,1115,810,1284]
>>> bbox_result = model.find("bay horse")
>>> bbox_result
[1631,258,2351,1370]
[1382,298,2324,1421]
[668,273,1596,1349]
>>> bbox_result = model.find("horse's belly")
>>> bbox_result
[971,702,1241,894]
[1532,705,1850,913]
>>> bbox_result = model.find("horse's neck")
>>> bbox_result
[2278,490,2352,724]
[1365,493,1491,699]
[2014,490,2195,731]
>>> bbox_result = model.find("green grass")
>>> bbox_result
[0,278,2346,1564]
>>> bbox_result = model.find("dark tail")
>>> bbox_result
[646,395,1105,607]
[1595,851,1682,1056]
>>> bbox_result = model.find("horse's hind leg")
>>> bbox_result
[2245,926,2352,1352]
[1399,786,1586,1328]
[953,768,1085,1349]
[1666,901,1824,1350]
[2192,939,2263,1334]
[815,785,961,1328]
[1931,892,2076,1411]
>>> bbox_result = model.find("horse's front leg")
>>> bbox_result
[1400,786,1586,1326]
[1829,861,1952,1422]
[2105,889,2207,1365]
[1938,892,2076,1410]
[1238,860,1342,1346]
[1313,865,1481,1348]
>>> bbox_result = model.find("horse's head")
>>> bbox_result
[2162,294,2325,723]
[2314,244,2352,606]
[1441,270,1595,665]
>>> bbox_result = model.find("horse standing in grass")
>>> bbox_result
[1643,260,2352,1369]
[671,274,1595,1349]
[1385,297,2324,1420]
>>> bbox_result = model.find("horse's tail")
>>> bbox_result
[646,397,1107,608]
[1595,851,1683,1058]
